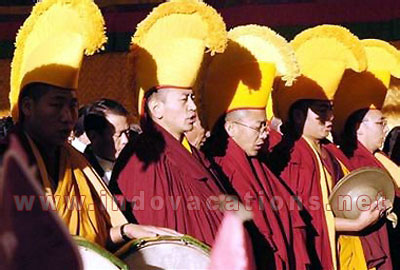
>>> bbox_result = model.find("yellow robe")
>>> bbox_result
[375,152,400,188]
[26,135,127,246]
[304,138,372,270]
[304,137,337,270]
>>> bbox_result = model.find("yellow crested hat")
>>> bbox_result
[382,78,400,131]
[130,0,227,116]
[362,39,400,87]
[333,39,400,137]
[9,0,106,121]
[201,24,300,130]
[272,25,366,122]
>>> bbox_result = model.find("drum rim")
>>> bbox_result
[115,235,210,259]
[74,236,129,270]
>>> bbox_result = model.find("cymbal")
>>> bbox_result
[329,167,395,219]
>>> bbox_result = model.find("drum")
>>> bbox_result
[74,236,129,270]
[115,235,211,270]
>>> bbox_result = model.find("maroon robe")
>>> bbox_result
[115,123,225,246]
[267,130,341,270]
[326,142,393,270]
[212,137,309,270]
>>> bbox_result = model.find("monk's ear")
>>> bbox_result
[225,121,235,137]
[148,98,163,119]
[20,96,34,119]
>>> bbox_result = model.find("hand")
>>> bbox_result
[123,224,183,240]
[355,198,391,231]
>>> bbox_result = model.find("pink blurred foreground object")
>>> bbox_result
[0,135,82,270]
[209,210,256,270]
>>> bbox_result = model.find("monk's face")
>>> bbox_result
[303,101,333,141]
[357,109,388,152]
[225,109,268,157]
[150,88,197,139]
[185,115,210,149]
[22,86,78,147]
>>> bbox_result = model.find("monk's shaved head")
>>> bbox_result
[224,109,267,156]
[226,109,264,122]
[147,89,167,105]
[226,110,248,121]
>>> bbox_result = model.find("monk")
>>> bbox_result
[206,110,309,270]
[3,83,177,248]
[328,38,400,270]
[4,0,176,250]
[112,0,229,245]
[114,88,225,246]
[267,25,393,270]
[329,107,394,270]
[0,136,81,270]
[267,99,387,270]
[200,24,312,270]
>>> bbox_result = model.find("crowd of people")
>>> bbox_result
[1,0,400,269]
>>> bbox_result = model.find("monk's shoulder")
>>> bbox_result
[276,141,302,167]
[212,155,238,183]
[120,131,164,164]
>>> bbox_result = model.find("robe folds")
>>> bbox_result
[0,135,82,270]
[115,122,225,246]
[326,142,393,270]
[211,137,310,270]
[267,130,341,270]
[0,125,127,247]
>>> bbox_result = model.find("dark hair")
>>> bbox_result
[140,87,159,132]
[334,108,368,158]
[18,83,51,122]
[267,99,332,175]
[73,104,92,137]
[281,99,312,140]
[383,126,400,165]
[281,99,333,140]
[84,99,128,135]
[203,114,229,157]
[89,98,128,116]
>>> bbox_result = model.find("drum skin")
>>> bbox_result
[74,236,129,270]
[115,235,211,270]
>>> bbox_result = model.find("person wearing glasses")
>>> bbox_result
[84,99,131,185]
[202,25,310,270]
[269,27,392,270]
[329,39,400,270]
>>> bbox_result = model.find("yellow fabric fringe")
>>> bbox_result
[362,39,400,79]
[291,24,367,72]
[132,0,227,55]
[10,0,106,120]
[228,24,300,87]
